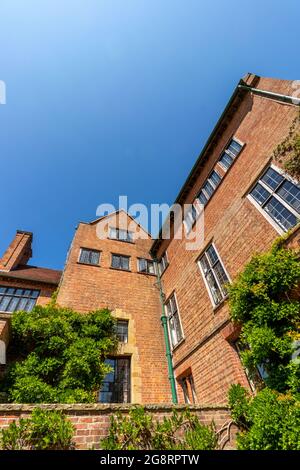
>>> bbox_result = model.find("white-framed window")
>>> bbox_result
[165,293,183,348]
[111,254,130,271]
[183,200,203,234]
[198,244,230,307]
[79,248,100,266]
[197,169,222,206]
[248,165,300,233]
[109,227,134,243]
[218,138,243,170]
[138,258,156,275]
[158,252,168,276]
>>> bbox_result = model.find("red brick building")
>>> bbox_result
[1,73,300,406]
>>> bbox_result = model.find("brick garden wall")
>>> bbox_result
[0,404,236,450]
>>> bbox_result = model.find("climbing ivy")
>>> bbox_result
[228,238,300,449]
[228,239,300,393]
[273,109,300,178]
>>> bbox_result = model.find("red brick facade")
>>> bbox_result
[151,75,300,405]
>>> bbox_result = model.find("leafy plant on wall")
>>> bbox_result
[227,238,300,449]
[273,109,300,178]
[0,304,117,403]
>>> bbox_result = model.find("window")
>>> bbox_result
[197,169,222,206]
[158,252,168,276]
[165,294,183,348]
[178,374,197,404]
[218,138,243,170]
[99,357,131,403]
[198,244,229,307]
[234,340,268,392]
[79,248,100,265]
[0,287,39,313]
[116,320,128,343]
[183,202,203,233]
[109,227,133,243]
[111,254,130,271]
[138,258,155,275]
[249,166,300,232]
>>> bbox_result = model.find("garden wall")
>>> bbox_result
[0,403,237,450]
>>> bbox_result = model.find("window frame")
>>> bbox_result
[178,373,197,404]
[116,320,129,343]
[197,243,231,308]
[109,227,134,243]
[218,137,244,172]
[0,286,40,313]
[78,247,101,266]
[137,258,156,275]
[164,292,184,349]
[247,164,300,234]
[158,252,169,276]
[99,356,131,404]
[111,253,131,271]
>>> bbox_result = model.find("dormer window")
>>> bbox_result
[109,227,133,243]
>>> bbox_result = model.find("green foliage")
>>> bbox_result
[0,304,117,403]
[101,406,217,450]
[273,111,300,179]
[229,385,300,450]
[0,408,75,450]
[228,243,300,393]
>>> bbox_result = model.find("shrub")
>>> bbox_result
[1,408,75,450]
[0,304,117,403]
[228,243,300,393]
[229,385,300,450]
[101,406,218,450]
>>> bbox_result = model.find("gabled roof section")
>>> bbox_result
[80,209,152,239]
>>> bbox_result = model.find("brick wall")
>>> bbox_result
[0,404,236,450]
[155,76,300,405]
[57,211,171,404]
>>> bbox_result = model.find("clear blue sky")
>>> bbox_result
[1,0,299,270]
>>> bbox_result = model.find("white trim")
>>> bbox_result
[0,340,6,365]
[197,243,231,309]
[247,194,284,235]
[164,291,185,350]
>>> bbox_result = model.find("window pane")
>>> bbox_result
[90,251,100,265]
[148,261,155,274]
[250,183,271,206]
[0,287,6,294]
[209,170,222,188]
[121,256,129,270]
[206,272,223,305]
[277,180,300,213]
[202,181,214,198]
[139,259,147,273]
[0,296,12,311]
[198,191,207,206]
[227,139,242,156]
[116,321,128,343]
[214,261,229,295]
[112,255,120,268]
[109,228,117,239]
[219,152,233,169]
[206,245,218,266]
[261,167,284,191]
[264,196,298,231]
[99,358,130,403]
[199,255,210,275]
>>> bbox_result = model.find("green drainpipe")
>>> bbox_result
[154,260,178,404]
